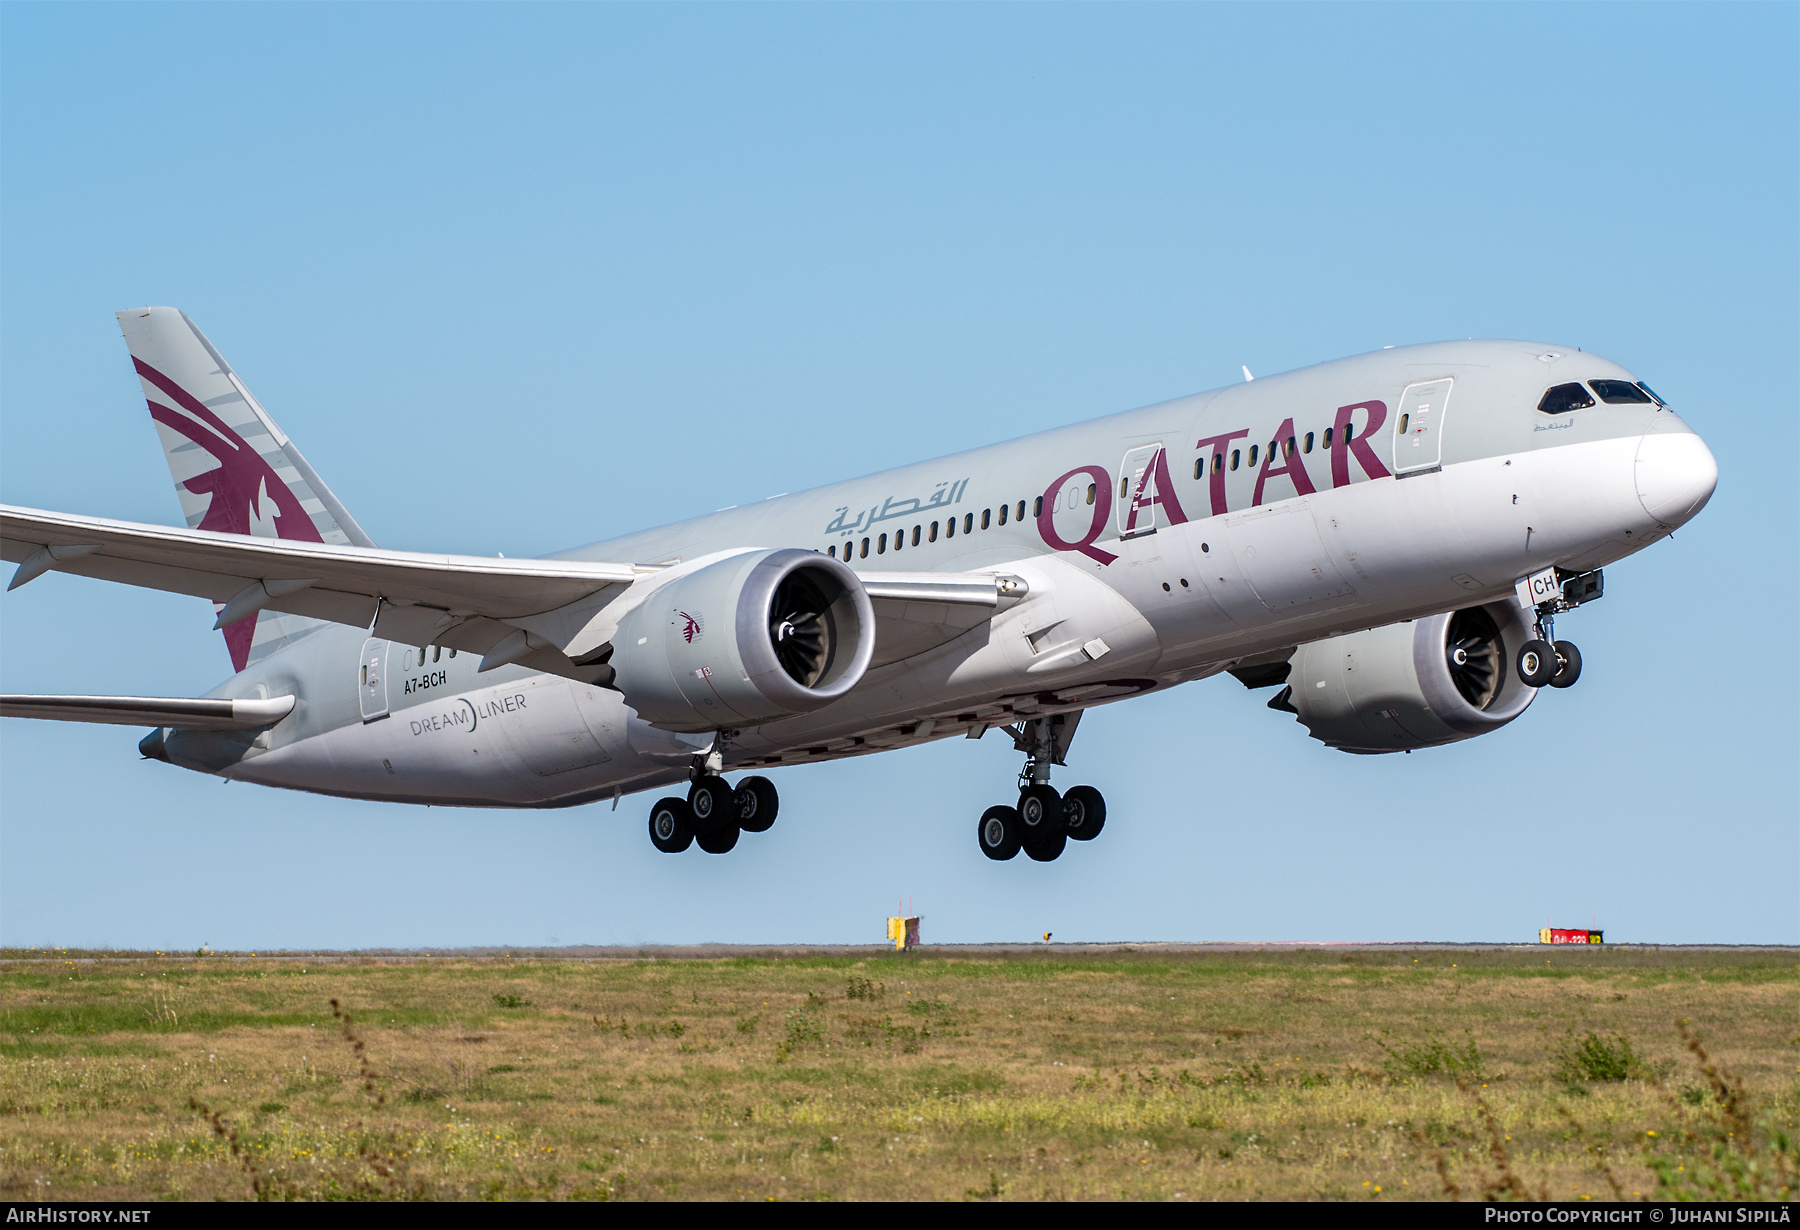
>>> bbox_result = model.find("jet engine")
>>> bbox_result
[610,549,874,732]
[1266,601,1539,754]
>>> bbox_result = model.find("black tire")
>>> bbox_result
[1550,641,1582,689]
[687,774,734,833]
[696,823,740,854]
[735,775,779,833]
[1017,784,1064,838]
[978,805,1022,861]
[1517,638,1556,688]
[1024,827,1067,861]
[1061,785,1107,841]
[648,797,694,854]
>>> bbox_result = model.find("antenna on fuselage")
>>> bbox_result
[1241,366,1255,382]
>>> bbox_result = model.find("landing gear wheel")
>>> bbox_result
[1017,784,1063,839]
[1516,638,1557,688]
[688,774,734,833]
[1024,827,1067,861]
[1061,785,1107,841]
[1549,640,1582,689]
[978,805,1022,861]
[648,797,694,854]
[734,775,779,833]
[696,823,740,854]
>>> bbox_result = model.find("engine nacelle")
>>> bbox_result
[611,549,874,732]
[1272,601,1539,754]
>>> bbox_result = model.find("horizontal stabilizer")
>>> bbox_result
[0,693,295,731]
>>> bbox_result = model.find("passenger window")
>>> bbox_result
[1304,431,1315,453]
[1285,436,1296,456]
[860,537,870,558]
[1212,453,1223,475]
[1032,496,1043,518]
[929,521,939,542]
[964,513,974,534]
[1636,382,1666,406]
[1589,379,1652,404]
[1118,476,1128,499]
[878,533,887,554]
[1193,457,1203,480]
[1399,413,1410,435]
[1538,382,1596,414]
[1016,500,1026,521]
[1085,483,1096,505]
[893,530,902,552]
[1248,444,1258,466]
[997,503,1008,526]
[1344,422,1356,441]
[945,518,955,539]
[433,646,441,663]
[448,649,456,658]
[912,525,921,546]
[980,509,991,530]
[1322,427,1333,448]
[1230,449,1241,471]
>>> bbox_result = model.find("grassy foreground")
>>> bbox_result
[0,945,1793,1201]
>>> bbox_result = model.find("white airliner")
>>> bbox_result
[0,309,1716,861]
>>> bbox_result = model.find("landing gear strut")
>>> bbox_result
[976,713,1105,863]
[1517,603,1583,690]
[646,732,781,854]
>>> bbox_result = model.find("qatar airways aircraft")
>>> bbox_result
[0,309,1716,862]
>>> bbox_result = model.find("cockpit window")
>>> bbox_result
[1589,379,1653,405]
[1537,382,1596,414]
[1636,382,1666,406]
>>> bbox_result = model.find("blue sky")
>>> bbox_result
[2,3,1794,948]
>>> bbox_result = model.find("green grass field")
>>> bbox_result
[0,945,1792,1201]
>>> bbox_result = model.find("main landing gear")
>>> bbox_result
[648,775,779,854]
[648,732,779,855]
[977,714,1107,863]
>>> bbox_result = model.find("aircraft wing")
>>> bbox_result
[857,571,1026,667]
[1,505,648,681]
[1,506,1018,684]
[0,693,295,731]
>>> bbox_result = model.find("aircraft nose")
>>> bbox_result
[1634,431,1718,529]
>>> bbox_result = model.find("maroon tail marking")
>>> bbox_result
[136,358,322,670]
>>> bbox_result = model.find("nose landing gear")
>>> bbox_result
[1516,570,1598,690]
[976,714,1105,863]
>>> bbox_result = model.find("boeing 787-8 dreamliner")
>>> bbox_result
[0,309,1717,861]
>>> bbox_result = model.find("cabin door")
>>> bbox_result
[1393,378,1452,474]
[1117,443,1166,539]
[359,637,391,722]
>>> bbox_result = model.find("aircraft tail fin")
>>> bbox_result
[116,307,374,670]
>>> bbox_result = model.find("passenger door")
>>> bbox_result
[1117,444,1164,539]
[1393,378,1452,474]
[358,637,391,722]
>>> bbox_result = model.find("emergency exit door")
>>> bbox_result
[359,638,391,722]
[1393,378,1452,474]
